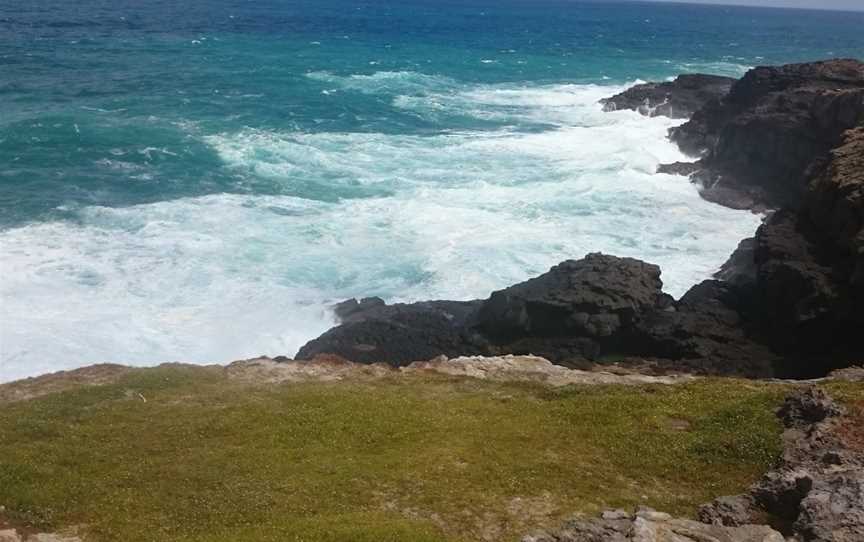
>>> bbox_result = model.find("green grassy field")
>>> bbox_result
[0,365,813,541]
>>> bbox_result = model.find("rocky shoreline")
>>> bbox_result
[3,58,863,542]
[294,58,864,381]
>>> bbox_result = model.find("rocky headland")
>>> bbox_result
[295,58,864,381]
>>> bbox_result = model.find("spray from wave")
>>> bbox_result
[0,73,763,382]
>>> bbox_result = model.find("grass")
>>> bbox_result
[0,366,804,541]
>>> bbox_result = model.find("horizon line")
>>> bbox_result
[610,0,864,14]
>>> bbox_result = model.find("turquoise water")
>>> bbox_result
[1,0,863,380]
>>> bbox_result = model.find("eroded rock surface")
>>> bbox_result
[633,280,776,377]
[473,254,671,361]
[0,530,81,542]
[530,388,863,542]
[700,388,864,541]
[748,128,864,376]
[522,507,784,542]
[668,59,864,210]
[600,73,735,119]
[295,299,486,365]
[227,354,694,387]
[296,254,780,377]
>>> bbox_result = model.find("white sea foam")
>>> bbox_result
[306,70,458,95]
[0,73,763,382]
[675,61,753,77]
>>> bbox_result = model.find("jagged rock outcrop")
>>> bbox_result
[733,128,864,377]
[296,254,779,377]
[295,299,486,365]
[633,280,776,377]
[600,73,735,119]
[667,59,864,210]
[700,388,864,541]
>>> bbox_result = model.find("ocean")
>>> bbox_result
[1,0,862,382]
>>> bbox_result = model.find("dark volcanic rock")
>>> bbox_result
[295,299,486,366]
[601,73,735,119]
[656,161,702,177]
[331,296,386,321]
[296,254,702,369]
[750,132,864,376]
[669,59,864,210]
[634,280,776,377]
[754,211,843,339]
[473,255,777,377]
[715,237,757,287]
[296,253,781,377]
[474,254,668,342]
[472,254,674,363]
[806,126,864,309]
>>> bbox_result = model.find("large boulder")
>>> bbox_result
[668,59,864,210]
[472,255,778,377]
[472,254,671,361]
[600,73,735,119]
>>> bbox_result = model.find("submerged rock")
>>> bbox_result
[655,161,702,177]
[600,73,735,119]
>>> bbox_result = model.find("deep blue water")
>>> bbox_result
[1,0,862,380]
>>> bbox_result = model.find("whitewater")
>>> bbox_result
[4,0,864,382]
[0,73,763,381]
